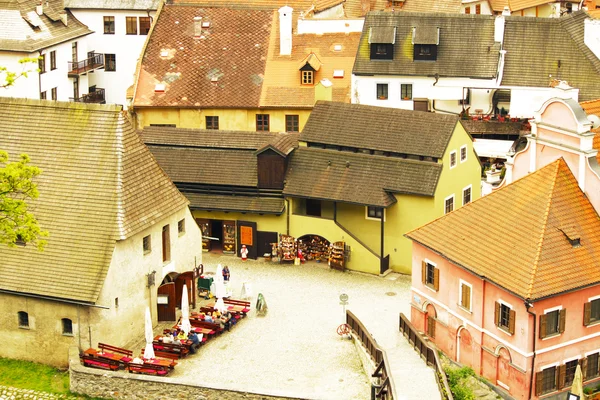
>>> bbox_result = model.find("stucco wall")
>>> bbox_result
[192,210,287,236]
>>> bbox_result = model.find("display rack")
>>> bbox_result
[329,241,345,271]
[223,221,236,254]
[278,234,296,263]
[197,219,211,252]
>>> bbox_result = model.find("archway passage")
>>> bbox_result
[497,347,512,392]
[425,303,437,339]
[297,234,330,262]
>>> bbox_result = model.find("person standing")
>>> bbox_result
[223,265,230,282]
[240,245,248,261]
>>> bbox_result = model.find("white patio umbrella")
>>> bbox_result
[180,283,192,335]
[215,264,224,283]
[570,364,584,398]
[214,277,228,313]
[143,307,155,360]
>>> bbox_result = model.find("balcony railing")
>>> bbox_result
[70,88,105,104]
[68,53,104,77]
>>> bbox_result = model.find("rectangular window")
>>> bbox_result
[72,42,78,62]
[444,195,454,214]
[460,282,471,311]
[539,308,566,338]
[103,16,115,34]
[450,150,457,168]
[178,219,185,235]
[40,91,46,100]
[143,235,151,254]
[459,88,470,105]
[460,145,467,162]
[588,353,600,379]
[367,206,384,219]
[546,310,560,336]
[541,366,557,394]
[584,298,600,325]
[476,4,481,14]
[421,260,439,291]
[105,54,116,71]
[162,225,170,262]
[50,51,56,70]
[463,186,472,206]
[305,199,322,217]
[494,301,516,334]
[205,116,219,130]
[256,114,270,132]
[401,84,412,100]
[376,83,388,100]
[73,78,79,100]
[39,54,46,74]
[286,115,299,132]
[564,359,578,387]
[51,87,57,100]
[18,311,29,328]
[126,17,137,35]
[62,318,73,335]
[414,44,437,61]
[139,17,151,35]
[301,70,313,85]
[465,6,471,14]
[370,43,393,60]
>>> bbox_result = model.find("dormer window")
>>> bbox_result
[412,27,439,61]
[302,70,313,85]
[299,53,321,86]
[368,26,396,60]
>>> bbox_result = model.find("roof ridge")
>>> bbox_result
[525,159,562,299]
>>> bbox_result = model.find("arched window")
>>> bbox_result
[62,318,73,335]
[18,311,29,328]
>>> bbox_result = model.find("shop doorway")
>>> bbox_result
[211,220,223,252]
[297,234,330,262]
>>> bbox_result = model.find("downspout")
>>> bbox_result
[286,198,290,235]
[479,279,486,376]
[38,50,43,97]
[526,300,537,400]
[380,211,384,273]
[77,305,82,351]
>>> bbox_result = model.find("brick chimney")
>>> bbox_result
[279,6,293,56]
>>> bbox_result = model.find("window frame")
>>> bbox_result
[376,83,389,100]
[105,54,116,72]
[178,219,185,236]
[256,114,270,132]
[62,318,73,336]
[401,83,413,100]
[40,91,46,100]
[50,50,56,70]
[162,224,171,263]
[540,365,558,395]
[587,352,600,380]
[205,116,219,130]
[285,115,299,133]
[444,194,454,214]
[365,206,385,221]
[460,145,468,163]
[39,54,46,74]
[18,311,29,328]
[540,306,566,339]
[301,70,313,85]
[421,259,439,291]
[462,185,472,206]
[139,17,151,35]
[476,3,481,14]
[449,150,457,169]
[545,309,561,337]
[494,299,516,335]
[586,296,600,326]
[103,16,115,34]
[51,87,57,100]
[459,279,472,312]
[564,359,579,387]
[126,16,138,35]
[143,235,151,255]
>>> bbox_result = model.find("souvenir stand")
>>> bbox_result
[278,234,296,264]
[297,235,330,262]
[223,222,236,254]
[329,241,345,271]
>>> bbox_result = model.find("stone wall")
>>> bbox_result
[69,348,303,400]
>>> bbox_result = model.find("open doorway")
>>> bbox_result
[211,220,223,252]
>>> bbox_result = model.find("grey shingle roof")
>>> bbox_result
[369,26,396,43]
[353,12,500,79]
[0,0,92,52]
[64,0,160,10]
[300,101,459,159]
[0,98,188,303]
[413,26,439,44]
[186,193,285,214]
[502,11,600,101]
[283,147,442,206]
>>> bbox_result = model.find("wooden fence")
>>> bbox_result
[346,310,395,400]
[398,313,453,400]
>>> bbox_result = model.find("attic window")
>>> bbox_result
[160,50,169,57]
[333,44,342,51]
[412,26,439,61]
[155,84,165,92]
[201,21,210,28]
[333,69,344,78]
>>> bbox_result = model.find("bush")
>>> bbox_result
[445,367,476,400]
[584,387,594,395]
[452,384,475,400]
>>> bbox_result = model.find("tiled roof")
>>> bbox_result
[400,0,462,13]
[186,193,285,214]
[502,11,600,101]
[301,101,459,158]
[64,0,160,9]
[344,0,389,18]
[0,98,188,303]
[140,126,279,149]
[353,12,500,78]
[488,0,552,12]
[581,99,600,116]
[284,147,442,206]
[256,133,299,156]
[407,159,600,301]
[0,0,92,52]
[134,5,273,108]
[461,120,525,135]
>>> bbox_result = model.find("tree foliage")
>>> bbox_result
[0,57,40,89]
[0,151,48,249]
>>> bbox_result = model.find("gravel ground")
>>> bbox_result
[138,253,439,400]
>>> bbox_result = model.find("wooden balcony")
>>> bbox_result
[68,54,104,77]
[70,88,105,104]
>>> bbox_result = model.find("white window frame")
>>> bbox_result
[460,145,468,163]
[424,258,437,292]
[365,206,386,221]
[459,279,473,312]
[497,299,513,336]
[444,194,455,214]
[462,184,472,206]
[449,150,457,169]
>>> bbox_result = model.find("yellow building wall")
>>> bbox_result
[135,107,313,132]
[336,202,381,254]
[191,210,287,234]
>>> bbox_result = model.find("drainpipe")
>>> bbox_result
[38,50,43,97]
[525,300,537,400]
[479,279,486,376]
[380,211,384,273]
[286,198,290,235]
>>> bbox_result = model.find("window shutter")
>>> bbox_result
[494,302,500,326]
[559,309,567,333]
[421,261,427,284]
[509,309,516,335]
[463,285,471,309]
[558,364,566,389]
[429,316,436,338]
[535,371,544,396]
[433,268,440,291]
[584,302,592,326]
[581,357,588,381]
[539,314,547,339]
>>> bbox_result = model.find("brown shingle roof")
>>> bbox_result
[353,12,500,78]
[488,0,553,12]
[0,98,188,303]
[502,11,600,102]
[400,0,462,13]
[134,5,273,108]
[186,193,285,214]
[407,159,600,301]
[284,147,442,206]
[0,0,92,51]
[140,126,278,149]
[301,101,460,158]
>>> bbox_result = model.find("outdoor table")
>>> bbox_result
[144,358,175,368]
[85,348,129,363]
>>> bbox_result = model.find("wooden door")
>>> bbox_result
[237,221,258,260]
[175,271,195,309]
[196,218,211,251]
[380,255,390,275]
[157,282,176,322]
[257,231,278,257]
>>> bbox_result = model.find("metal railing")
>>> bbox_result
[68,53,104,76]
[346,310,395,399]
[399,313,453,400]
[70,88,105,104]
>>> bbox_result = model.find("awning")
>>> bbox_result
[430,86,465,100]
[473,139,514,159]
[369,27,396,44]
[412,26,439,45]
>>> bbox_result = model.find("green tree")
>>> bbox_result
[0,151,48,249]
[0,57,40,88]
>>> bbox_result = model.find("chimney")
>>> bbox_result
[36,2,43,15]
[279,6,293,56]
[584,18,600,60]
[193,16,202,38]
[314,78,333,103]
[494,14,505,43]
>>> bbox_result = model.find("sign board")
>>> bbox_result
[157,294,169,305]
[339,293,349,302]
[240,226,253,246]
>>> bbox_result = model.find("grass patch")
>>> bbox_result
[0,357,69,393]
[445,366,476,400]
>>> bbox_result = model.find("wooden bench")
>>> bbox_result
[141,349,178,368]
[224,298,251,307]
[152,341,189,358]
[190,319,223,334]
[80,352,120,371]
[128,363,169,376]
[98,343,133,365]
